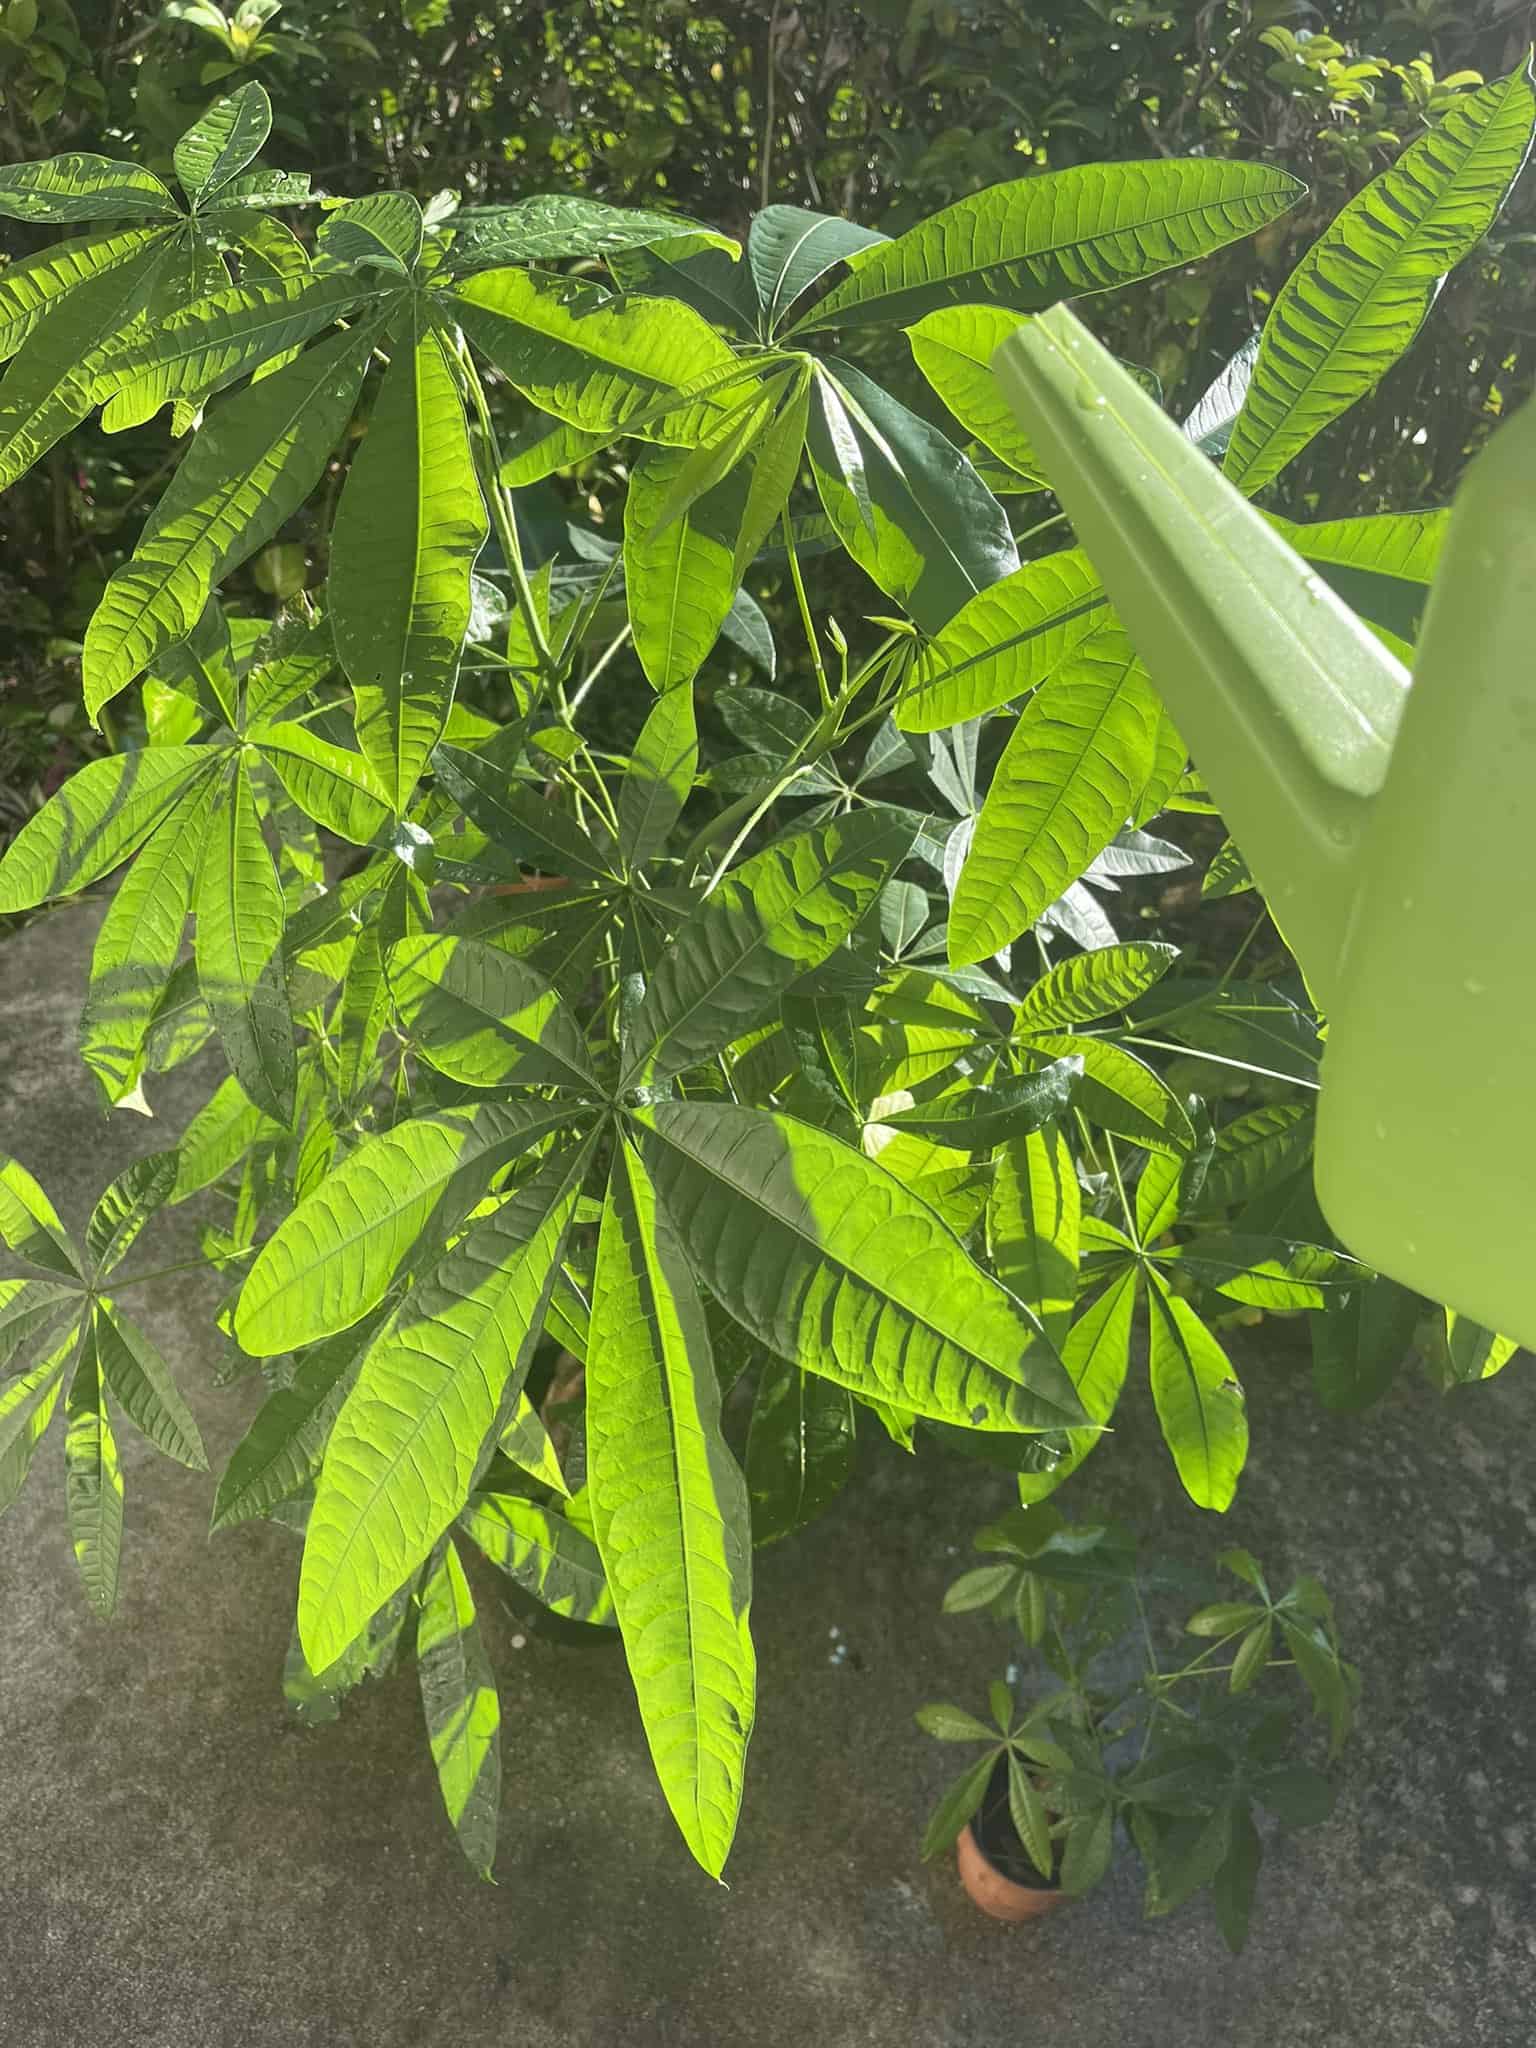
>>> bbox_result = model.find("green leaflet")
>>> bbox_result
[80,767,219,1106]
[807,360,1018,634]
[459,1490,616,1624]
[316,192,424,275]
[1029,1034,1195,1158]
[85,1151,179,1276]
[0,745,214,913]
[950,630,1161,965]
[83,319,378,720]
[638,1100,1085,1432]
[0,228,166,364]
[1145,1268,1248,1510]
[0,1278,80,1377]
[452,266,737,442]
[588,1138,755,1878]
[987,1123,1080,1352]
[498,414,612,485]
[448,194,734,270]
[169,1072,282,1203]
[747,205,888,334]
[895,549,1107,733]
[210,1329,362,1530]
[0,1341,71,1518]
[624,442,753,691]
[416,1538,503,1879]
[1311,1275,1421,1412]
[1225,67,1536,493]
[235,1099,575,1354]
[64,1339,125,1618]
[0,1151,81,1278]
[1016,941,1179,1033]
[253,723,392,845]
[386,933,597,1091]
[873,1057,1081,1150]
[1277,509,1450,653]
[745,1357,856,1546]
[0,233,171,491]
[89,1302,206,1470]
[791,159,1303,333]
[619,685,699,870]
[623,811,912,1085]
[174,82,273,206]
[431,742,620,887]
[0,153,178,223]
[1016,1265,1138,1504]
[194,755,296,1126]
[907,303,1048,482]
[298,1141,589,1673]
[93,274,373,431]
[331,307,487,811]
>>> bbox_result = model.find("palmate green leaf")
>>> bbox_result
[1225,66,1536,494]
[431,742,619,887]
[86,1151,179,1276]
[619,685,699,871]
[639,1101,1084,1432]
[459,1490,616,1624]
[588,1137,755,1878]
[64,1339,125,1618]
[950,630,1161,966]
[987,1122,1080,1352]
[80,767,220,1106]
[195,755,295,1126]
[92,274,374,431]
[90,1302,206,1469]
[0,1151,81,1278]
[210,1328,361,1530]
[449,194,735,271]
[298,1140,591,1672]
[0,153,178,223]
[807,361,1018,634]
[83,319,380,720]
[174,81,272,206]
[169,1072,282,1203]
[745,1356,856,1546]
[386,934,597,1091]
[252,722,393,845]
[0,1338,72,1517]
[875,1056,1081,1150]
[331,307,487,811]
[453,267,737,443]
[0,233,171,492]
[236,1099,575,1355]
[0,228,167,364]
[416,1537,502,1879]
[1145,1268,1247,1511]
[623,811,911,1085]
[791,159,1303,334]
[1016,1264,1138,1503]
[894,550,1107,734]
[747,205,888,333]
[1016,941,1178,1033]
[0,1279,81,1377]
[0,745,215,915]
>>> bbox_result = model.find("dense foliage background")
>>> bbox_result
[2,0,1533,833]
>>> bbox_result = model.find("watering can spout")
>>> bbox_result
[992,307,1411,1011]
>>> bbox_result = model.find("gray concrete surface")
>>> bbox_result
[2,897,1534,2047]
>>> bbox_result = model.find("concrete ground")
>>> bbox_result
[2,898,1533,2048]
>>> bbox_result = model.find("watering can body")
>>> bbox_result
[993,308,1536,1348]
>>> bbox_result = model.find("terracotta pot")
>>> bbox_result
[955,1754,1065,1923]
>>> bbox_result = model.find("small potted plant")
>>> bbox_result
[917,1505,1357,1947]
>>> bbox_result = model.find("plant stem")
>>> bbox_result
[108,1247,256,1292]
[453,340,556,677]
[781,509,832,710]
[1118,1034,1321,1092]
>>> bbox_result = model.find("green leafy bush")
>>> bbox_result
[0,66,1529,1882]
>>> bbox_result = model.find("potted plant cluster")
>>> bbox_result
[919,1505,1356,1946]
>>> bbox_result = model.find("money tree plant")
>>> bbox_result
[919,1508,1355,1949]
[0,65,1529,1881]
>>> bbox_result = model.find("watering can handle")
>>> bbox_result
[990,307,1410,1009]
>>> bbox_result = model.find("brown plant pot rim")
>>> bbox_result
[956,1821,1066,1923]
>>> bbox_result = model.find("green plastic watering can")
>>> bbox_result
[992,305,1536,1350]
